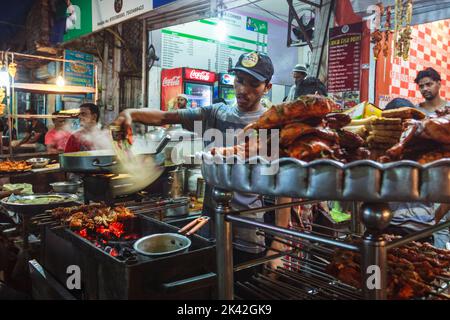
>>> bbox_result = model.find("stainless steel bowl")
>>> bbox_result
[50,181,82,193]
[26,158,50,169]
[133,233,191,257]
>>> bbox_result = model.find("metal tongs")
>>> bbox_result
[178,216,210,236]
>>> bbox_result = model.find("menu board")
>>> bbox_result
[63,49,94,102]
[161,12,268,73]
[327,23,362,109]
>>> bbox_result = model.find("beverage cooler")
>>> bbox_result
[161,67,216,111]
[217,73,236,106]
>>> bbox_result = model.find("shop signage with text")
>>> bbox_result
[184,68,216,83]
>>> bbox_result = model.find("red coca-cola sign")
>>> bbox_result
[161,68,183,111]
[184,68,216,83]
[162,75,181,87]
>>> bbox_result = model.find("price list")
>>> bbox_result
[327,23,362,93]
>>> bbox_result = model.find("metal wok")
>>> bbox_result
[1,193,79,216]
[59,135,171,173]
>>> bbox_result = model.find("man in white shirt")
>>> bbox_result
[286,64,307,101]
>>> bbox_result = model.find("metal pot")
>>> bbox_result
[50,180,82,193]
[158,126,201,165]
[163,167,186,198]
[59,135,171,173]
[146,127,167,142]
[133,233,191,257]
[26,157,50,169]
[164,196,190,217]
[185,167,203,194]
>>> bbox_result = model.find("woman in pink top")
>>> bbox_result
[45,113,72,153]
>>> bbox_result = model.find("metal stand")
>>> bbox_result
[359,202,393,300]
[213,187,234,300]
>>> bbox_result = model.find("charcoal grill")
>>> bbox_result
[32,206,216,300]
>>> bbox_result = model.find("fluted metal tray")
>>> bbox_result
[199,152,450,203]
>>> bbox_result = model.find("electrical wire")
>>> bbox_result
[246,0,290,24]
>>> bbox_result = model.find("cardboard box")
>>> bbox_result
[343,102,382,119]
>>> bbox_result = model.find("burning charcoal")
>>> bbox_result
[110,248,119,257]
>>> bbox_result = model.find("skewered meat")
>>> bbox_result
[421,116,450,144]
[337,130,365,149]
[280,123,338,145]
[385,114,450,161]
[325,113,352,130]
[243,95,336,131]
[52,204,135,230]
[385,122,420,160]
[285,136,336,161]
[342,147,371,163]
[327,237,450,299]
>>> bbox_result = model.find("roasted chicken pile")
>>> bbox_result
[382,107,450,163]
[51,203,135,230]
[326,236,450,300]
[0,160,32,172]
[212,95,371,163]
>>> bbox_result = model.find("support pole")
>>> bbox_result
[213,187,234,300]
[141,19,148,109]
[360,202,392,300]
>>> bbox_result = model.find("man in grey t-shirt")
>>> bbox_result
[114,52,288,264]
[414,67,450,115]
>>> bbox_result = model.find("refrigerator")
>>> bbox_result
[217,73,236,106]
[161,67,216,111]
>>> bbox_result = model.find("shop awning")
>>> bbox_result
[351,0,450,25]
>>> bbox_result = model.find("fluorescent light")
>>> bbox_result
[0,71,9,87]
[56,75,65,87]
[217,21,228,42]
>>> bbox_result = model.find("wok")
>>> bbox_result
[59,135,171,173]
[1,193,79,215]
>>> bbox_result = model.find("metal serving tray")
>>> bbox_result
[199,152,450,203]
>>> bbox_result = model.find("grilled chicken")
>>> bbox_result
[243,95,336,131]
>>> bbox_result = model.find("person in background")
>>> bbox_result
[15,108,47,152]
[176,94,189,110]
[294,77,328,99]
[64,103,111,152]
[286,64,308,101]
[415,67,450,115]
[383,97,416,110]
[45,112,72,153]
[0,118,17,149]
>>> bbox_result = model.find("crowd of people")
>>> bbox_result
[0,103,111,155]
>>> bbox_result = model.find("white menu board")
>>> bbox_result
[161,12,268,72]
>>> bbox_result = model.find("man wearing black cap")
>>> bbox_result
[114,52,286,270]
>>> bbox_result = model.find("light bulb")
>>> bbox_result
[0,71,9,87]
[56,75,65,87]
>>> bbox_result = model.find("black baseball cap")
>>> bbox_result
[229,51,274,82]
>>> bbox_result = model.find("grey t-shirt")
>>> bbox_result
[178,103,266,253]
[415,101,450,116]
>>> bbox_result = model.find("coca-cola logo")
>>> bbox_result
[189,70,211,81]
[162,76,181,87]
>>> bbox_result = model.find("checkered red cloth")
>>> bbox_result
[389,19,450,105]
